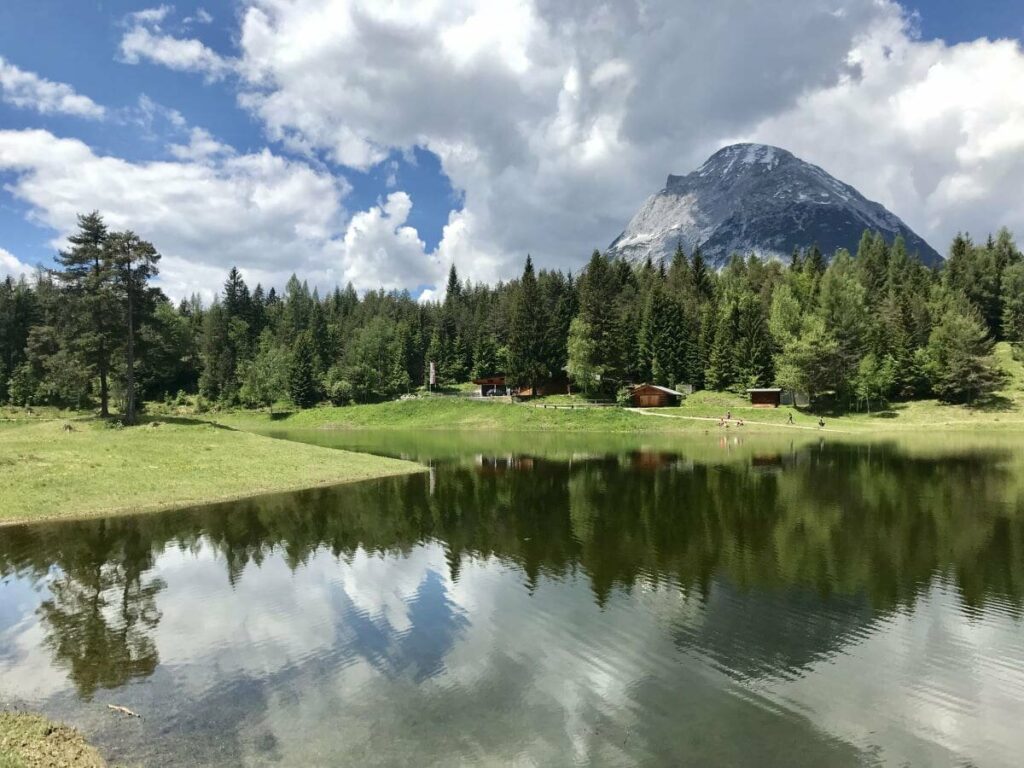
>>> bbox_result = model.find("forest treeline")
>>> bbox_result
[1,211,1022,415]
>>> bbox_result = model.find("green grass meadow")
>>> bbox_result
[0,417,423,525]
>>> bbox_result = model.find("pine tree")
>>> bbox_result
[691,246,713,301]
[805,243,826,275]
[635,292,654,381]
[644,287,688,387]
[926,303,1005,403]
[53,211,118,416]
[667,242,692,298]
[733,293,772,387]
[472,332,499,378]
[198,302,234,400]
[223,267,251,321]
[106,230,161,425]
[706,299,739,390]
[0,275,38,404]
[289,331,319,408]
[1002,262,1024,342]
[575,250,625,388]
[507,255,547,390]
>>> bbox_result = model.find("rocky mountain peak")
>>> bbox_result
[608,144,940,267]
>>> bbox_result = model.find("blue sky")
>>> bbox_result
[1,1,1022,298]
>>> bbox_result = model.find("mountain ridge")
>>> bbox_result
[607,143,941,267]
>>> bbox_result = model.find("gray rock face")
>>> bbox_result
[608,143,941,267]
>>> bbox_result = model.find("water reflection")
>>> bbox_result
[1,435,1023,765]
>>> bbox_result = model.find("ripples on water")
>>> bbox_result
[1,432,1023,766]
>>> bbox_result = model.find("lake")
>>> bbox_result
[2,430,1023,766]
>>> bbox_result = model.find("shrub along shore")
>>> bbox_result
[0,417,424,526]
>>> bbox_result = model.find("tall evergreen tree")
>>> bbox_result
[733,293,772,387]
[926,303,1005,403]
[288,331,319,408]
[53,211,118,415]
[1002,262,1024,342]
[690,246,713,301]
[507,256,547,391]
[706,299,739,390]
[106,231,160,425]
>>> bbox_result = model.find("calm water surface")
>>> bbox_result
[2,430,1024,766]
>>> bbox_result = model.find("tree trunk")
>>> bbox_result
[99,350,109,418]
[124,259,136,425]
[94,254,110,418]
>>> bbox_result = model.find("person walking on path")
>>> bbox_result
[787,413,794,425]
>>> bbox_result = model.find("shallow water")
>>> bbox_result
[2,431,1023,766]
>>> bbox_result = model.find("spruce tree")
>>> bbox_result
[926,304,1005,403]
[733,293,772,387]
[507,255,547,391]
[1002,262,1024,342]
[691,246,713,301]
[706,299,739,390]
[106,230,160,425]
[472,333,499,378]
[53,211,118,416]
[289,331,319,408]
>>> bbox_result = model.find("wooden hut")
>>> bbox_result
[746,388,783,408]
[629,384,684,408]
[472,376,508,396]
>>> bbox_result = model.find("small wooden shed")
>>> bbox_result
[746,388,783,408]
[630,384,684,408]
[473,376,507,396]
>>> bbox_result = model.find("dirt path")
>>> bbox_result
[625,408,853,433]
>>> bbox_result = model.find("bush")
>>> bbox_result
[615,386,633,407]
[323,367,354,406]
[7,363,37,406]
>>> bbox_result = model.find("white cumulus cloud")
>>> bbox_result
[227,0,1024,284]
[0,128,452,300]
[0,56,105,119]
[0,129,350,300]
[743,18,1024,253]
[0,247,33,279]
[120,7,235,81]
[337,192,444,292]
[8,1,1024,296]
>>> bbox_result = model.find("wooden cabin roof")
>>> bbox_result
[631,383,685,397]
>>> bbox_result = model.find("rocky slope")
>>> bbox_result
[607,143,941,267]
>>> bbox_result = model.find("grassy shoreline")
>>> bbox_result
[210,389,1024,435]
[0,712,105,768]
[0,417,424,527]
[212,344,1024,435]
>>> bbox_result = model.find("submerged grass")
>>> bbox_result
[0,417,424,525]
[0,712,105,768]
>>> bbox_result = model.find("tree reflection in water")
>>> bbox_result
[2,437,1023,699]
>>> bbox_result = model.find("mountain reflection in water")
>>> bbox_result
[1,433,1023,766]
